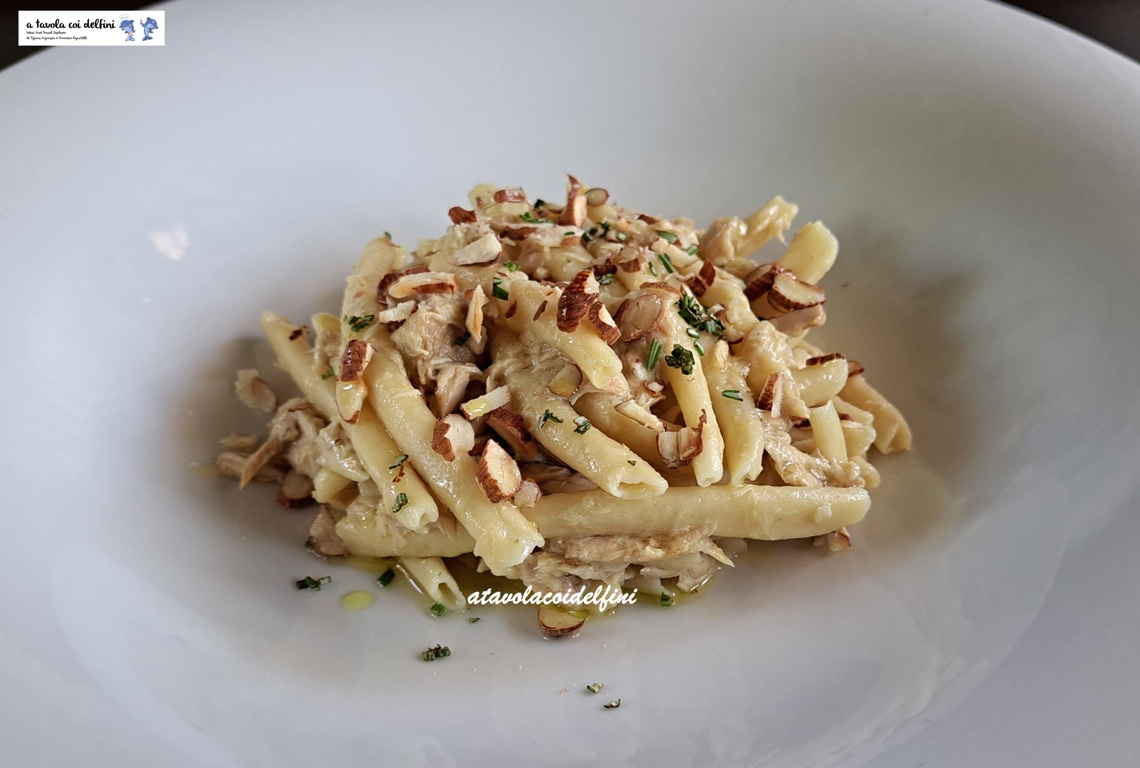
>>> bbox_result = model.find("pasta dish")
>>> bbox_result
[211,178,911,635]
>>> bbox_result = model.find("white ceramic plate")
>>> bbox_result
[3,1,1139,766]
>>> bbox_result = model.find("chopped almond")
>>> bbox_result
[514,479,542,507]
[466,285,487,342]
[475,439,522,503]
[337,339,373,382]
[376,300,417,324]
[743,263,785,301]
[486,407,538,460]
[587,301,622,344]
[448,206,477,224]
[757,372,786,416]
[432,414,475,461]
[558,175,586,228]
[538,604,586,638]
[460,385,512,420]
[556,269,598,332]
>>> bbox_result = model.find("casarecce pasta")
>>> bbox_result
[212,177,911,633]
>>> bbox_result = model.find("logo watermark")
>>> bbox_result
[18,10,164,47]
[467,584,636,613]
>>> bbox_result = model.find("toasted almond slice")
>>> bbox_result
[432,414,475,461]
[538,604,587,639]
[805,352,845,367]
[846,358,865,378]
[234,369,278,413]
[558,175,586,228]
[689,259,718,297]
[757,372,786,416]
[387,271,458,298]
[448,206,477,224]
[587,300,622,344]
[337,338,374,382]
[614,292,665,341]
[486,407,538,460]
[656,412,705,469]
[767,272,825,313]
[813,527,853,552]
[584,187,609,207]
[548,363,584,397]
[742,263,785,301]
[767,304,825,336]
[614,399,666,432]
[448,231,503,266]
[475,439,522,503]
[460,384,512,420]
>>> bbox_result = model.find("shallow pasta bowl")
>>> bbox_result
[1,1,1139,766]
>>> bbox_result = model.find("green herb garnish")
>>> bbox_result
[603,698,622,709]
[646,338,663,370]
[660,593,676,607]
[538,409,563,428]
[573,416,592,434]
[421,644,451,661]
[504,261,521,272]
[377,568,396,588]
[598,273,615,286]
[468,617,481,624]
[657,231,678,244]
[676,293,724,336]
[389,454,409,469]
[430,602,446,617]
[295,576,331,591]
[685,244,699,256]
[454,330,472,346]
[321,365,335,380]
[492,276,509,300]
[721,390,744,401]
[664,344,695,376]
[392,492,409,515]
[658,253,675,274]
[586,682,604,694]
[345,313,376,333]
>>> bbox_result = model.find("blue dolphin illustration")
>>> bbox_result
[119,19,135,41]
[141,17,159,41]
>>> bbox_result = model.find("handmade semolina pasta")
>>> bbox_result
[213,177,911,634]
